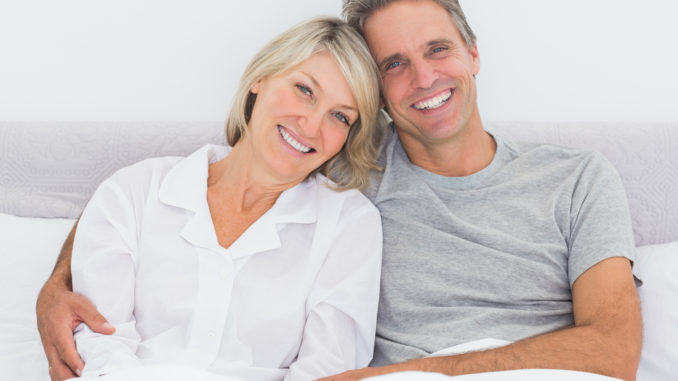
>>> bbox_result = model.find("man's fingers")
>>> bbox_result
[53,328,84,377]
[50,361,77,381]
[45,346,77,381]
[73,296,115,335]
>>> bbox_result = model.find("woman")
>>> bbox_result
[71,17,383,380]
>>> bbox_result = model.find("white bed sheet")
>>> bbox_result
[366,370,622,380]
[65,367,622,381]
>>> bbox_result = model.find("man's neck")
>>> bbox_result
[397,120,497,178]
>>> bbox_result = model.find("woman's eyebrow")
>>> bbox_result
[300,71,357,112]
[300,71,322,92]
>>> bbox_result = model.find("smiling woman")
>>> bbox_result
[226,16,383,190]
[242,51,358,187]
[35,16,385,381]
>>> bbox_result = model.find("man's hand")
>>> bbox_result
[36,276,115,380]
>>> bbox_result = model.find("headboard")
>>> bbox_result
[1,121,676,246]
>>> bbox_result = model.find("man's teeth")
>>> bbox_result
[279,126,312,153]
[413,90,452,110]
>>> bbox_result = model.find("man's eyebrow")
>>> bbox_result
[428,38,455,47]
[378,53,405,70]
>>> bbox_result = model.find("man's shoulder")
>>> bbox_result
[496,136,623,199]
[502,136,592,160]
[500,136,608,173]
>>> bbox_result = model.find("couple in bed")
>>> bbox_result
[37,1,642,381]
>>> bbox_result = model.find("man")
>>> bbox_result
[319,1,641,380]
[37,1,642,380]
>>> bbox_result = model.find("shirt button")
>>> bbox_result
[208,331,215,338]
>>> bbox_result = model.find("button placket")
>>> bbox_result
[186,247,236,366]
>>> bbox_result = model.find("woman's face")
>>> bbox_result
[246,50,359,184]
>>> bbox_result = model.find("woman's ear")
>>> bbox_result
[250,81,261,94]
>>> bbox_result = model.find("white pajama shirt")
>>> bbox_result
[72,144,383,380]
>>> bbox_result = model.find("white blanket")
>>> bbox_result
[67,366,622,381]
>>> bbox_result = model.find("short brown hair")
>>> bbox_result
[342,0,476,48]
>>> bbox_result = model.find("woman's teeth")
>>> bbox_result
[413,90,452,110]
[279,126,312,153]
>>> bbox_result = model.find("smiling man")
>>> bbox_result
[319,0,642,380]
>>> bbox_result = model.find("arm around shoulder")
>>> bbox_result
[36,220,115,381]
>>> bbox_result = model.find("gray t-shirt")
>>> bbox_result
[365,126,636,366]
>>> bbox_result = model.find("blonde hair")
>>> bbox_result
[225,17,383,191]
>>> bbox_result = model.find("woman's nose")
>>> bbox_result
[298,109,323,137]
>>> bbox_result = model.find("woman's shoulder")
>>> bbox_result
[107,144,225,186]
[104,155,185,190]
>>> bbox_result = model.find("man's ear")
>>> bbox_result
[469,43,480,76]
[379,94,387,111]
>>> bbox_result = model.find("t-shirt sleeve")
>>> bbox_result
[567,152,637,287]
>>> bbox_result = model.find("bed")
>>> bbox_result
[1,121,676,380]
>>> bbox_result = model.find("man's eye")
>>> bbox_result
[333,112,350,126]
[432,46,447,54]
[296,84,312,96]
[385,61,401,70]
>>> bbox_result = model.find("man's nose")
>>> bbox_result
[410,60,437,89]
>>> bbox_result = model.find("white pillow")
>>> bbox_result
[635,241,678,381]
[0,213,76,381]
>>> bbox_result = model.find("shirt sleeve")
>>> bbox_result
[285,198,383,381]
[71,166,144,376]
[567,152,637,287]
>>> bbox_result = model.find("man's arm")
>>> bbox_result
[319,256,642,381]
[36,221,116,381]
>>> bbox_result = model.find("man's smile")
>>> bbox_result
[411,89,453,111]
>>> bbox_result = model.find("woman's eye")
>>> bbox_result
[296,84,312,96]
[333,112,350,126]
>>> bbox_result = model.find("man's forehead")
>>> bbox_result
[363,1,463,60]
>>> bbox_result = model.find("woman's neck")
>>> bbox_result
[207,142,299,213]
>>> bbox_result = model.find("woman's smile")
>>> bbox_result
[278,125,315,154]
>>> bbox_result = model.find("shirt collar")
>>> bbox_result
[158,144,320,256]
[158,144,224,213]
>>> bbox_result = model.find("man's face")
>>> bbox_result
[363,0,480,149]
